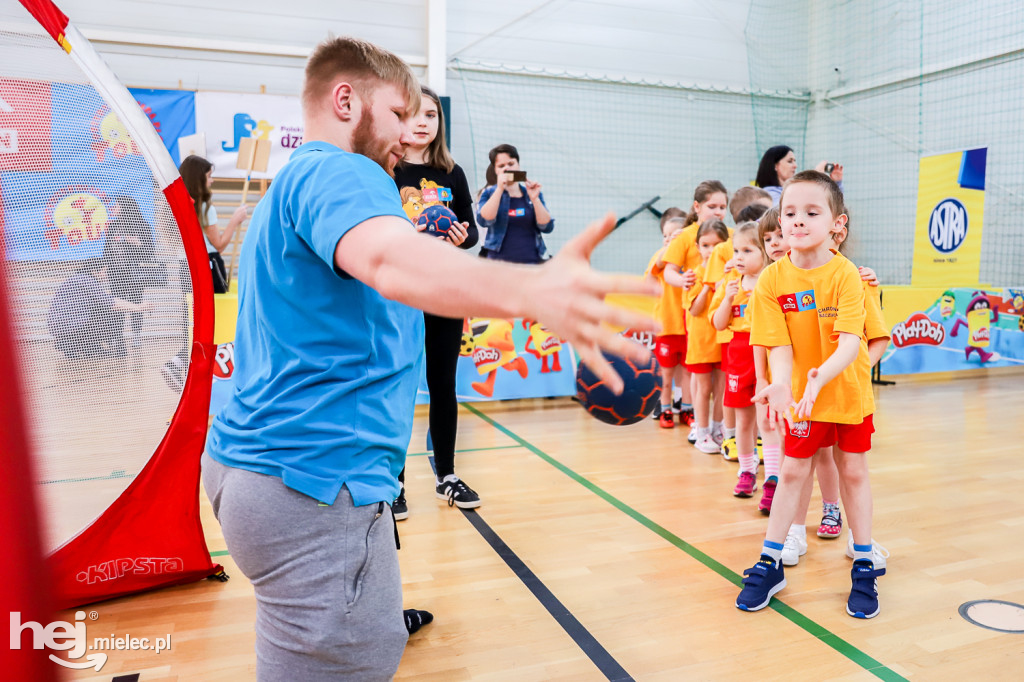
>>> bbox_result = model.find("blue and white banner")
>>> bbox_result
[128,88,196,166]
[2,81,155,262]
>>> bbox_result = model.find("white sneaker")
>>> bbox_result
[781,528,808,566]
[694,434,720,454]
[711,426,724,446]
[846,535,889,569]
[687,425,698,444]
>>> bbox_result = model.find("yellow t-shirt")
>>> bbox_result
[863,282,888,342]
[709,269,755,333]
[646,247,686,336]
[704,240,735,286]
[750,252,873,424]
[663,223,702,273]
[684,264,722,363]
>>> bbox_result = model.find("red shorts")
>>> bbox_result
[655,334,686,368]
[685,361,719,374]
[719,342,731,373]
[723,333,755,408]
[784,415,875,458]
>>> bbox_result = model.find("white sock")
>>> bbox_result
[672,386,683,401]
[711,420,723,434]
[724,427,736,439]
[438,474,459,485]
[698,426,710,438]
[790,523,806,538]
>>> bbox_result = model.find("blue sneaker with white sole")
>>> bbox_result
[847,560,885,618]
[736,555,786,611]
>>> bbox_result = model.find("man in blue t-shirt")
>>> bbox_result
[202,37,660,681]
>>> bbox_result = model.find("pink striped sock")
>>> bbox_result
[762,445,782,478]
[738,452,759,474]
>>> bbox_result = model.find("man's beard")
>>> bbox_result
[352,107,401,177]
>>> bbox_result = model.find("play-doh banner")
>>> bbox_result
[911,148,987,287]
[880,286,1024,375]
[207,295,581,415]
[194,92,303,179]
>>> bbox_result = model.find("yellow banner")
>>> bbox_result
[911,148,986,286]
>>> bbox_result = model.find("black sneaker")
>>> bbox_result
[436,477,481,509]
[404,608,433,634]
[392,487,408,521]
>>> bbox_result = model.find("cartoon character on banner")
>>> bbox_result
[938,290,957,319]
[90,106,140,160]
[43,186,109,250]
[1005,289,1024,330]
[522,319,563,373]
[950,291,1000,363]
[468,318,528,398]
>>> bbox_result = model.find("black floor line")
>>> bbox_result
[428,456,634,682]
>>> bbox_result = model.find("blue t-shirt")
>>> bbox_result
[206,141,424,507]
[489,194,541,264]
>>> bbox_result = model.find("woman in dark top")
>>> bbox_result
[393,85,479,517]
[476,144,554,263]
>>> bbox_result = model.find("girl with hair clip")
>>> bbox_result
[178,155,249,294]
[710,221,770,499]
[393,85,480,515]
[684,219,730,454]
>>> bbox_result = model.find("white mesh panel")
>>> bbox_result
[1,1,192,553]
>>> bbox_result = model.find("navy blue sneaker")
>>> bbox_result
[736,555,787,611]
[847,560,885,618]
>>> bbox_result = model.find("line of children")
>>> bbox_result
[735,171,885,619]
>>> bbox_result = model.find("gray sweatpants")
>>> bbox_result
[202,453,408,681]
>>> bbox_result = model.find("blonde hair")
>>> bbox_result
[733,221,768,269]
[303,36,420,117]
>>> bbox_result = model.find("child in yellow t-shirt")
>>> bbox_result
[685,220,729,454]
[737,171,884,620]
[662,181,729,442]
[710,222,768,499]
[647,211,692,429]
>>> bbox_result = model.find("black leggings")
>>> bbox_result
[400,313,462,483]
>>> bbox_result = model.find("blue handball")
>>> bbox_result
[576,351,660,425]
[415,205,458,237]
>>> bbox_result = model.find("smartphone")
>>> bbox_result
[505,170,527,182]
[824,162,835,174]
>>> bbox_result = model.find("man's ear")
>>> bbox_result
[331,82,358,123]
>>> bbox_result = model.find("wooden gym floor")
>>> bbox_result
[58,371,1024,681]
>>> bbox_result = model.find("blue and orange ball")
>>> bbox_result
[576,351,660,425]
[415,205,458,237]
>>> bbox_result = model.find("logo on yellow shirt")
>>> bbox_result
[732,303,747,318]
[777,289,816,313]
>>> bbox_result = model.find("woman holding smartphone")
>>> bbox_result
[476,144,554,263]
[393,86,479,517]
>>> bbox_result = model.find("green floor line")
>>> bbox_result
[210,550,230,557]
[406,444,524,457]
[464,403,906,682]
